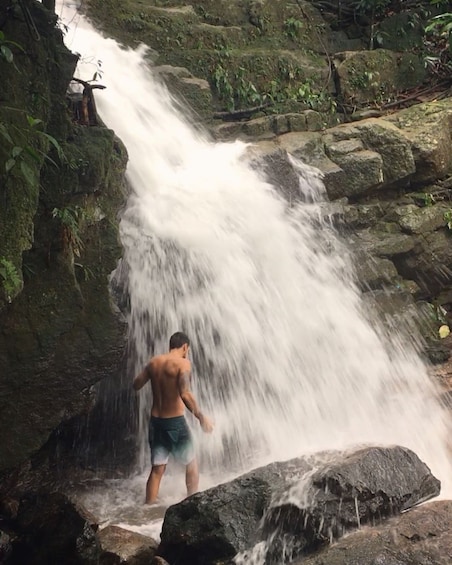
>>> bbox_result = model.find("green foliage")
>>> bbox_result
[355,0,391,16]
[52,205,87,256]
[0,113,65,186]
[349,70,376,90]
[0,257,21,303]
[444,209,452,230]
[213,64,263,111]
[212,51,335,113]
[425,12,452,52]
[283,17,303,41]
[422,192,436,207]
[0,30,24,64]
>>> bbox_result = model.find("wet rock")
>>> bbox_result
[159,456,314,565]
[159,446,439,565]
[9,492,99,565]
[0,530,12,563]
[394,230,452,297]
[250,146,304,203]
[273,132,347,199]
[263,446,440,564]
[352,230,416,258]
[352,252,400,291]
[340,203,386,230]
[98,525,158,565]
[362,288,422,329]
[155,65,213,121]
[297,500,452,565]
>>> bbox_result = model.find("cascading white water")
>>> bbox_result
[57,0,452,530]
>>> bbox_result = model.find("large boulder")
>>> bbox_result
[8,492,99,565]
[98,525,158,565]
[262,446,440,564]
[334,50,425,107]
[387,99,452,182]
[259,117,417,200]
[159,457,314,565]
[158,446,440,565]
[297,500,452,565]
[324,119,416,198]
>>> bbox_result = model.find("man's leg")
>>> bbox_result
[185,458,199,497]
[146,464,166,504]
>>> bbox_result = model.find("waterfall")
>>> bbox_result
[57,0,451,525]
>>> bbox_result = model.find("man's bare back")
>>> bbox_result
[149,354,190,419]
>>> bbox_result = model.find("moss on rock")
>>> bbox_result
[0,2,128,473]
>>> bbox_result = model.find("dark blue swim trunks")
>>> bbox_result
[149,415,195,465]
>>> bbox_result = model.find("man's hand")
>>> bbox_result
[199,413,214,433]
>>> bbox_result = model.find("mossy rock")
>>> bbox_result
[386,99,452,182]
[387,203,449,235]
[324,119,416,192]
[84,0,336,116]
[160,48,331,112]
[0,0,77,308]
[335,49,426,107]
[0,1,129,472]
[154,66,213,120]
[0,127,128,473]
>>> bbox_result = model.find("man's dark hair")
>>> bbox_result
[169,332,190,350]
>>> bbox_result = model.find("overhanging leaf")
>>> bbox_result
[0,123,13,144]
[20,161,35,185]
[1,45,13,64]
[26,115,43,128]
[5,158,15,173]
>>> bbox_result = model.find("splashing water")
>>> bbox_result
[57,0,451,535]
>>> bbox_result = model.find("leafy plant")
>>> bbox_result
[422,193,436,207]
[52,205,87,256]
[284,17,303,41]
[444,209,452,230]
[213,64,264,111]
[0,114,65,186]
[425,12,452,53]
[0,30,24,64]
[0,257,22,303]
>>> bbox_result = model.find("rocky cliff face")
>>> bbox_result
[0,0,128,474]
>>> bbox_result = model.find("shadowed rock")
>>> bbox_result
[263,446,440,563]
[297,500,452,565]
[98,525,158,565]
[158,446,439,565]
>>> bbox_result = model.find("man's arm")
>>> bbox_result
[133,363,151,391]
[178,365,213,433]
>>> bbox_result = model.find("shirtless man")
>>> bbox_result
[133,332,213,504]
